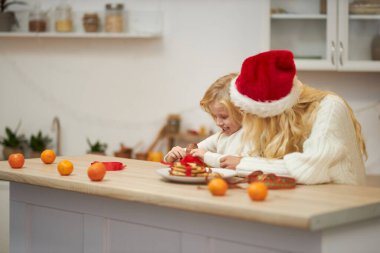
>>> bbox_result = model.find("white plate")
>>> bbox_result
[156,168,237,183]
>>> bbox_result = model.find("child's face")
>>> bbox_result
[210,102,241,136]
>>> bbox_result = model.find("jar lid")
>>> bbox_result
[106,3,124,10]
[83,13,99,18]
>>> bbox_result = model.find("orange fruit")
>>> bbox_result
[207,178,228,196]
[57,160,74,176]
[41,149,56,164]
[8,153,25,169]
[147,151,163,162]
[247,182,268,201]
[87,162,106,181]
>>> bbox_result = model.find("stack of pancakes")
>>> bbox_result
[170,161,212,177]
[169,154,222,178]
[169,144,222,178]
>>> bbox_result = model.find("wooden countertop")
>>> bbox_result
[1,154,380,231]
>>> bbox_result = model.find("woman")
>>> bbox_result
[228,50,367,185]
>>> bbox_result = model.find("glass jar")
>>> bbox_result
[105,3,124,33]
[166,114,181,134]
[320,0,327,14]
[372,32,380,61]
[29,5,47,32]
[83,13,99,32]
[55,3,73,32]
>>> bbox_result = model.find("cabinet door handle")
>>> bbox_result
[339,41,344,66]
[331,41,336,65]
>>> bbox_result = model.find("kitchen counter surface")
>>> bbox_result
[1,154,380,231]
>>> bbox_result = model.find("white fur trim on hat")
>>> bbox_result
[230,77,302,118]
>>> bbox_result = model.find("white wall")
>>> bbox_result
[0,0,379,173]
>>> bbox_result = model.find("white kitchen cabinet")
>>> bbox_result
[270,0,380,72]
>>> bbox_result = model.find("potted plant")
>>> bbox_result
[28,131,52,158]
[87,138,107,155]
[0,0,26,31]
[0,124,27,160]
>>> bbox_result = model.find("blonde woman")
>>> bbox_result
[229,50,367,185]
[164,73,246,168]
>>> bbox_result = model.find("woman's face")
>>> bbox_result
[210,102,241,136]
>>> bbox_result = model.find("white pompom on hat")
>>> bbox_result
[230,50,302,118]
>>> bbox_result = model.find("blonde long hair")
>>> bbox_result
[200,73,242,125]
[241,83,367,159]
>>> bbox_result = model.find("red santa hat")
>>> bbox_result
[230,50,302,117]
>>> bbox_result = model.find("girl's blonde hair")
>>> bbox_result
[241,83,367,159]
[200,73,242,126]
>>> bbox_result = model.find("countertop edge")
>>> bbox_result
[310,202,380,231]
[2,161,380,232]
[0,172,311,230]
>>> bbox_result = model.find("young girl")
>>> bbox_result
[164,73,246,168]
[229,50,367,185]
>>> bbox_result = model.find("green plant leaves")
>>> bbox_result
[87,138,107,153]
[0,126,26,149]
[29,131,52,152]
[1,0,27,12]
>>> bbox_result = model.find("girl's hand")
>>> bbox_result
[190,148,207,159]
[186,143,198,155]
[220,156,242,169]
[166,146,186,163]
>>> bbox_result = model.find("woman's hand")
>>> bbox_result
[190,148,207,159]
[220,156,242,169]
[166,146,186,163]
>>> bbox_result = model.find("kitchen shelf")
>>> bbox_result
[0,31,161,39]
[271,14,327,19]
[349,14,380,20]
[1,9,163,39]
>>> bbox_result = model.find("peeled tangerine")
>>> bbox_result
[87,162,106,181]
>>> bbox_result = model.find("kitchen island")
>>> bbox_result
[0,154,380,253]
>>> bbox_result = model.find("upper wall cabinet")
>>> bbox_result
[270,0,380,72]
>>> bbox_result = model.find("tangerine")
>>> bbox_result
[57,160,74,176]
[147,151,163,162]
[8,153,25,169]
[207,177,228,196]
[41,149,56,164]
[247,182,268,201]
[87,162,106,181]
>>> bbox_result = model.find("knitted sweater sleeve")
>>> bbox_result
[236,96,352,184]
[198,132,223,168]
[197,132,220,152]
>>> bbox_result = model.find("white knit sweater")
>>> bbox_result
[236,95,366,185]
[163,129,245,168]
[198,128,245,168]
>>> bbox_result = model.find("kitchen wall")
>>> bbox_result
[0,0,379,174]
